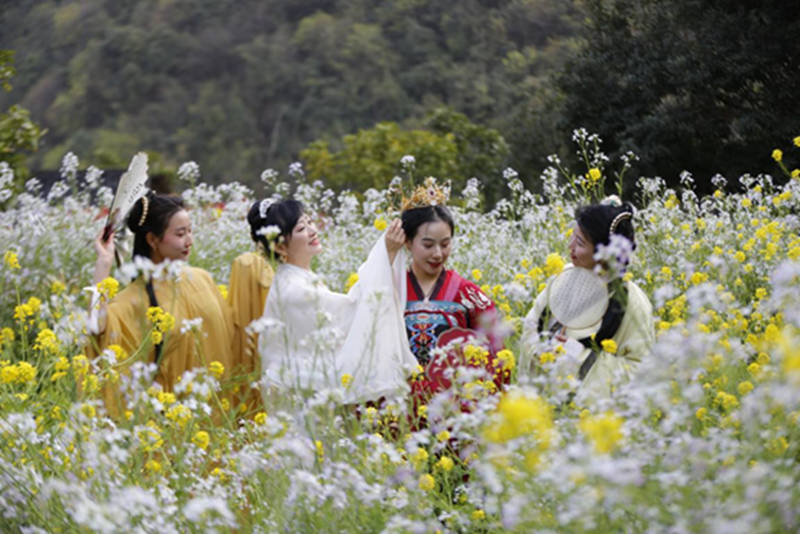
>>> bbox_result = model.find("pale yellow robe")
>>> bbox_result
[227,251,273,411]
[522,278,655,401]
[91,265,234,414]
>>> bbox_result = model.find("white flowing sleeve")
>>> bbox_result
[258,266,356,393]
[338,234,416,403]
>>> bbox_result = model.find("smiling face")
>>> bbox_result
[281,213,322,268]
[148,209,193,263]
[569,224,596,270]
[407,220,452,281]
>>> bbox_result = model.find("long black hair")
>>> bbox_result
[126,192,186,260]
[401,205,455,240]
[575,202,636,251]
[247,199,304,261]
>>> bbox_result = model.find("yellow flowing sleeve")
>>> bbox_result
[87,281,152,416]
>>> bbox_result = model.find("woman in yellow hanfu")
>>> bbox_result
[89,192,234,415]
[225,200,276,413]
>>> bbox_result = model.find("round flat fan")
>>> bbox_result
[546,266,609,331]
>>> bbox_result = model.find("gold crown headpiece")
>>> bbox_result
[399,177,451,211]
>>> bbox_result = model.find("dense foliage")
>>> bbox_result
[559,0,800,194]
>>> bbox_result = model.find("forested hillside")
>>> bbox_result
[0,0,579,186]
[1,0,797,194]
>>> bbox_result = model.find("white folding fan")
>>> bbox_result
[101,152,149,263]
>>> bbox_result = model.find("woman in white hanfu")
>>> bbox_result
[252,199,416,403]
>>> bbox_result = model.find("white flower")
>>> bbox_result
[288,161,304,177]
[260,168,279,184]
[255,224,281,240]
[177,161,200,183]
[60,151,79,181]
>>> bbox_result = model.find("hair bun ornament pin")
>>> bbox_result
[138,195,150,227]
[601,195,622,207]
[609,211,632,235]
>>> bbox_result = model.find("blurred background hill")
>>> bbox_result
[1,0,798,198]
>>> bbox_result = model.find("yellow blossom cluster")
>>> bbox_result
[579,411,624,454]
[0,360,37,385]
[146,306,175,345]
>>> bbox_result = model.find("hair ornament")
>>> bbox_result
[609,211,632,236]
[138,195,150,228]
[259,198,276,219]
[601,195,622,207]
[400,177,450,211]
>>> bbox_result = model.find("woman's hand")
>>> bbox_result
[93,229,115,284]
[384,219,406,263]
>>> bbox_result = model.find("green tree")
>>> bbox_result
[301,121,458,191]
[0,51,46,181]
[424,107,510,204]
[559,0,800,193]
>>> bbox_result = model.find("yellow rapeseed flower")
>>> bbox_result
[587,168,602,183]
[579,411,624,454]
[600,339,617,354]
[737,381,754,396]
[794,136,800,148]
[373,217,388,231]
[771,149,783,162]
[97,277,120,300]
[4,250,20,270]
[344,272,359,292]
[1,364,19,384]
[411,447,429,468]
[484,392,554,446]
[714,391,739,412]
[208,360,225,379]
[435,456,454,472]
[165,403,192,428]
[340,373,353,388]
[496,349,515,372]
[0,327,15,345]
[145,459,162,473]
[471,268,482,282]
[192,430,210,450]
[418,473,435,491]
[544,253,565,276]
[217,284,228,300]
[33,328,60,355]
[50,280,66,295]
[254,411,268,425]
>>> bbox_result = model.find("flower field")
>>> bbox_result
[1,133,800,532]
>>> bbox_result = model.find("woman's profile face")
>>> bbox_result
[407,220,452,279]
[569,224,596,270]
[284,213,322,264]
[150,209,193,262]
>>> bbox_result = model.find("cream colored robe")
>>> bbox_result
[521,278,655,401]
